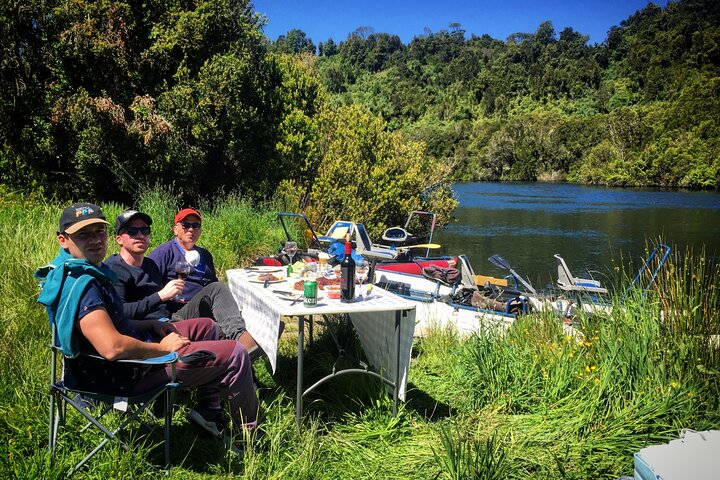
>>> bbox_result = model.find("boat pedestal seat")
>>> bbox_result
[554,254,609,295]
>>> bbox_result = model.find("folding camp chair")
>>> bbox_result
[48,319,180,476]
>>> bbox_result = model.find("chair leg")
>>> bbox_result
[48,392,56,455]
[164,389,174,469]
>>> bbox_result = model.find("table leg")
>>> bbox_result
[393,310,401,416]
[296,314,305,432]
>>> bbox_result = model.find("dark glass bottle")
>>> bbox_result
[340,234,355,302]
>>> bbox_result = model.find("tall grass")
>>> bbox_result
[0,191,718,478]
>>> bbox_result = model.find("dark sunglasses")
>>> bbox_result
[124,226,151,236]
[180,222,202,230]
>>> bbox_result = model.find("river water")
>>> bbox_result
[432,182,720,287]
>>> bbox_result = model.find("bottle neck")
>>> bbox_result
[344,241,351,255]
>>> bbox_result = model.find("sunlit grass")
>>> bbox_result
[0,191,718,478]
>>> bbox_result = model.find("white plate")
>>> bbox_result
[277,295,324,302]
[246,266,284,273]
[248,276,286,284]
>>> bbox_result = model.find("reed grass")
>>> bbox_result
[0,190,718,479]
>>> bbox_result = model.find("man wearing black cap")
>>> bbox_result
[37,203,259,440]
[106,209,261,357]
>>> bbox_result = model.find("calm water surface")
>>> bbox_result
[433,182,720,286]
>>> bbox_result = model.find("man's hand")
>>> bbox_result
[158,279,185,301]
[150,320,179,338]
[130,319,178,338]
[159,332,190,352]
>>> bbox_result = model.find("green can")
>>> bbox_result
[303,280,318,307]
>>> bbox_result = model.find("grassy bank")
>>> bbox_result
[0,193,718,479]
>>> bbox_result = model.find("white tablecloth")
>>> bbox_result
[226,269,416,400]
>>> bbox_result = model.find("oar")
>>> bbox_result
[407,243,441,249]
[487,254,537,294]
[398,243,442,257]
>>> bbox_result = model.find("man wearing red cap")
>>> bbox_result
[148,208,260,355]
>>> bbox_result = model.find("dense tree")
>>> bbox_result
[2,0,719,204]
[273,28,316,55]
[312,0,720,189]
[0,0,458,227]
[318,37,338,56]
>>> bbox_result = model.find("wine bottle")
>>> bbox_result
[340,234,355,303]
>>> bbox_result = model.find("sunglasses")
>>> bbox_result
[124,226,151,237]
[180,222,202,230]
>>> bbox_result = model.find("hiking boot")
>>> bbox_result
[187,406,230,438]
[223,426,266,457]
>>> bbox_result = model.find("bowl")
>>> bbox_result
[325,285,341,299]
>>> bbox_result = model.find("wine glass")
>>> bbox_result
[284,241,298,267]
[355,260,369,298]
[174,259,191,302]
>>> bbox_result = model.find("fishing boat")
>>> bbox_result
[255,212,538,336]
[373,255,532,336]
[256,211,458,276]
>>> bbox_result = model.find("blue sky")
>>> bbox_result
[252,0,669,46]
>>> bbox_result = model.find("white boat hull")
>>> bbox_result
[374,269,517,337]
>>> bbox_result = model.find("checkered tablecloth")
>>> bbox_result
[226,269,416,400]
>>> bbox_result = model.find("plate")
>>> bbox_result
[245,266,283,273]
[273,290,298,298]
[277,294,324,302]
[248,276,286,284]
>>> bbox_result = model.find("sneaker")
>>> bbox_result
[187,407,229,438]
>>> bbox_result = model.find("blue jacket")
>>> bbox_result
[35,249,118,358]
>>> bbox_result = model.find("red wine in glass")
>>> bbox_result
[174,260,191,301]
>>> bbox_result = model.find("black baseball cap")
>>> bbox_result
[115,210,153,234]
[58,203,110,234]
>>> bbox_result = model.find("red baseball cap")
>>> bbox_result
[174,208,202,224]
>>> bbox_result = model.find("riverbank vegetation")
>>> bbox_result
[2,1,718,224]
[1,194,718,478]
[304,0,719,189]
[0,0,456,233]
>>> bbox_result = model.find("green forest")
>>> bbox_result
[305,0,720,189]
[1,0,718,226]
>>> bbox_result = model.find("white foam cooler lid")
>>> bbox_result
[634,430,720,480]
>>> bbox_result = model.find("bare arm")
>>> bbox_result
[79,309,189,361]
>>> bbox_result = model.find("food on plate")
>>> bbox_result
[258,273,279,282]
[293,276,341,291]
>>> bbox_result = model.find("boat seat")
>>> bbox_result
[554,254,609,294]
[354,223,399,262]
[317,221,353,246]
